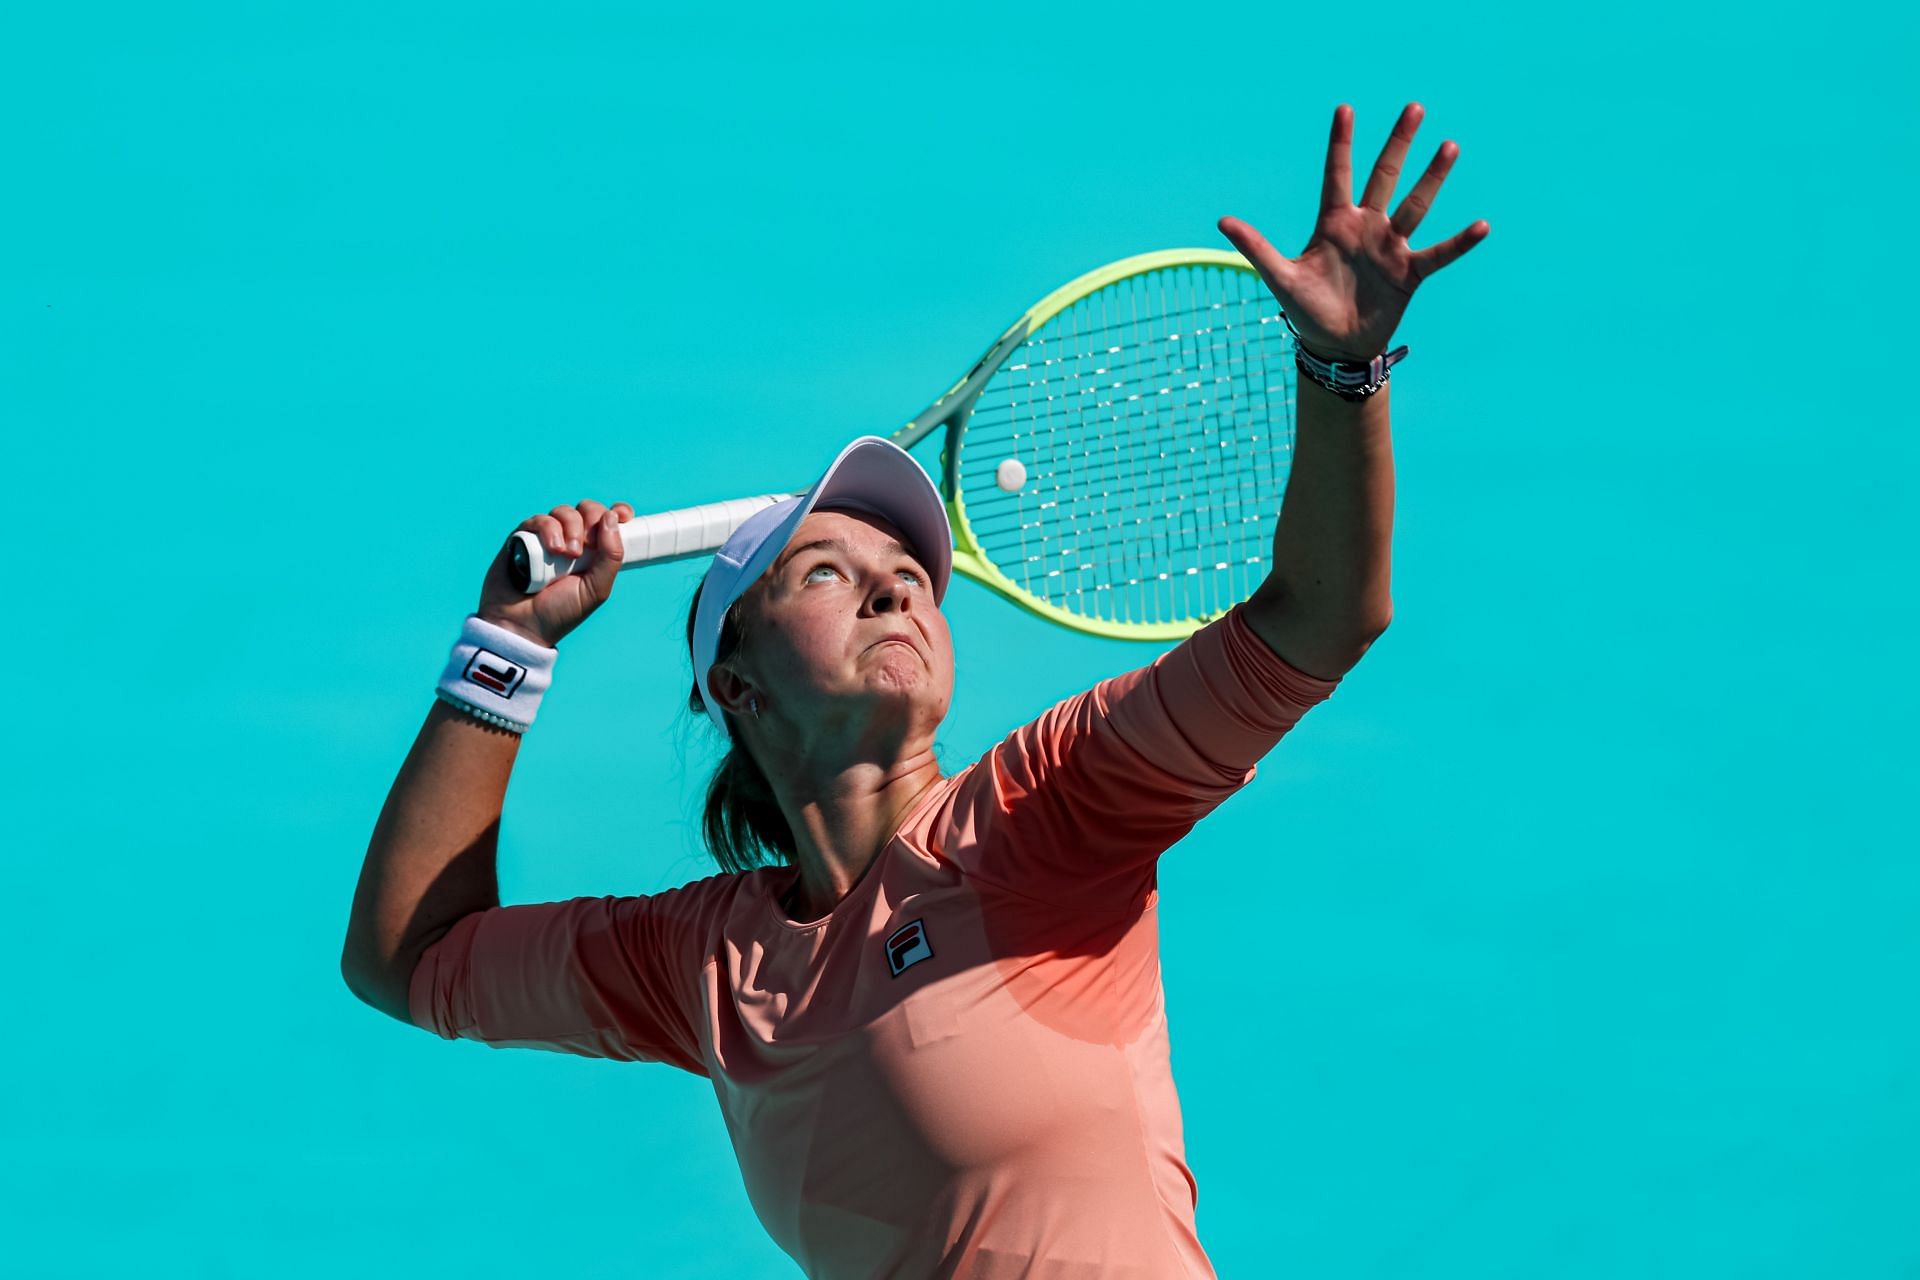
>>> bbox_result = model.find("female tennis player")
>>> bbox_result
[343,101,1486,1277]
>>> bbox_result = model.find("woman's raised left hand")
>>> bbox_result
[1218,102,1488,363]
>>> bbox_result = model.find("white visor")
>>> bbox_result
[690,436,952,735]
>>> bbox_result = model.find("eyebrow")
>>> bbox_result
[776,536,917,575]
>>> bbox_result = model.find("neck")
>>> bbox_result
[767,750,945,918]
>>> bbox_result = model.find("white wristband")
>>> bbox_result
[435,615,557,734]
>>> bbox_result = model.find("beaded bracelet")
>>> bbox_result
[434,687,530,733]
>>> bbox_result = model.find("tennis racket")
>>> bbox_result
[509,247,1297,641]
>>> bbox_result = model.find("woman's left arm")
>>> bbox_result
[1221,101,1489,681]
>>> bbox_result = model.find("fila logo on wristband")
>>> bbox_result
[439,615,555,733]
[463,650,526,697]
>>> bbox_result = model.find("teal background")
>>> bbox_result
[6,1,1915,1275]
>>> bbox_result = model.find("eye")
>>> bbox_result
[804,563,841,583]
[899,566,926,587]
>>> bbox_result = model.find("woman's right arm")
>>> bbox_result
[339,498,633,1024]
[339,702,519,1022]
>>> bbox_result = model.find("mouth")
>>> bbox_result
[866,635,919,656]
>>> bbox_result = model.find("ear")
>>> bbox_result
[706,661,758,720]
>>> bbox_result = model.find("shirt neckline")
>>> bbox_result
[761,770,957,932]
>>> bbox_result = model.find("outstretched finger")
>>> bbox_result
[1360,102,1424,214]
[1217,215,1297,301]
[1320,104,1354,213]
[1410,220,1492,285]
[1390,140,1458,241]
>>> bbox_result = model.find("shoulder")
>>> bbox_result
[670,866,782,916]
[603,868,774,948]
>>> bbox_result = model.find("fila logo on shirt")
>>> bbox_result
[463,650,526,698]
[885,919,934,977]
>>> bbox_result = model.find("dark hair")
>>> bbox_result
[685,583,797,875]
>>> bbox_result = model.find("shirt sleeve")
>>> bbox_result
[963,603,1342,914]
[406,888,715,1075]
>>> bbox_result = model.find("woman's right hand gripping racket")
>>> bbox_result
[481,499,635,649]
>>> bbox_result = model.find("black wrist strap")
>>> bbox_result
[1281,311,1409,401]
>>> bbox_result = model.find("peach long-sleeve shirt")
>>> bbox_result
[410,603,1341,1278]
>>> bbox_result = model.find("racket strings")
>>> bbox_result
[961,306,1285,499]
[956,264,1295,628]
[967,366,1284,617]
[980,292,1281,362]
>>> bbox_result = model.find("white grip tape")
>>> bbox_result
[435,615,558,733]
[619,494,794,563]
[514,493,796,591]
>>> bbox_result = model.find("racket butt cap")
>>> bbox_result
[508,530,574,593]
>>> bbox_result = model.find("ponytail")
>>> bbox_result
[684,586,797,874]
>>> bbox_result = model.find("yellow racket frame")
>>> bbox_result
[894,247,1278,642]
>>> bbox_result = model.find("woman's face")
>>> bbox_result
[711,506,954,757]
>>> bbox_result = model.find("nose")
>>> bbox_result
[867,575,909,615]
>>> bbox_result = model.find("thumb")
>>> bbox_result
[1217,215,1297,298]
[583,509,625,599]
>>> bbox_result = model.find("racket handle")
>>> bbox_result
[508,493,798,593]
